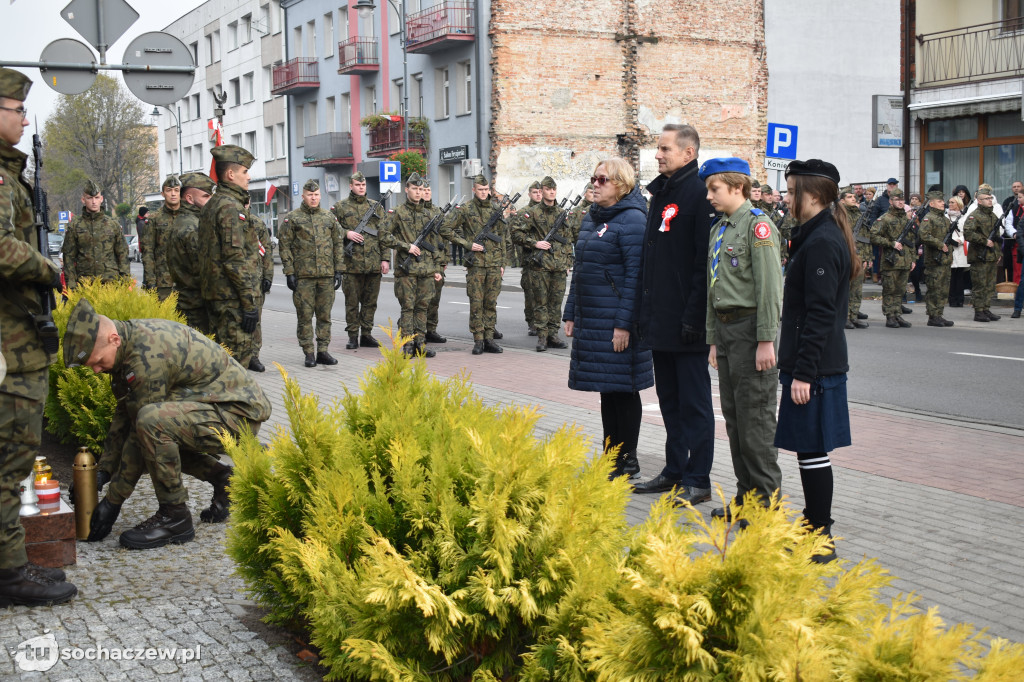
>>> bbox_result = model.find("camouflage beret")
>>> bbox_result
[888,188,904,198]
[82,178,102,197]
[471,174,488,187]
[529,181,541,190]
[406,172,424,187]
[926,189,945,201]
[421,177,431,189]
[0,67,31,101]
[584,182,594,191]
[210,144,255,169]
[540,176,557,189]
[180,172,215,193]
[349,171,366,183]
[162,175,182,190]
[761,184,773,193]
[839,185,855,196]
[63,298,101,368]
[303,179,320,192]
[976,183,993,197]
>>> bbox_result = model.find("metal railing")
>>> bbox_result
[367,120,427,156]
[271,58,319,93]
[917,19,1024,87]
[337,37,379,71]
[406,1,475,48]
[303,132,354,164]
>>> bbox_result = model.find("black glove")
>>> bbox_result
[333,272,342,290]
[680,322,703,346]
[96,469,111,492]
[241,310,259,333]
[286,274,297,291]
[261,278,272,294]
[50,271,63,291]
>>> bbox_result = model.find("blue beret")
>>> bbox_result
[698,157,751,181]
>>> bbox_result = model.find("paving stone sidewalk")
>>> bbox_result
[3,305,1022,679]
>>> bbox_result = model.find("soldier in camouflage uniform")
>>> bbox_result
[63,298,271,550]
[447,174,506,354]
[249,212,274,371]
[142,175,184,300]
[512,176,575,351]
[518,181,542,333]
[422,182,450,344]
[167,172,214,334]
[61,178,130,289]
[918,189,955,327]
[379,173,441,356]
[331,171,388,350]
[279,179,342,367]
[0,68,78,607]
[870,188,915,328]
[840,187,869,329]
[198,145,262,368]
[963,184,1002,322]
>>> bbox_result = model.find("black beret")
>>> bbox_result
[785,159,840,185]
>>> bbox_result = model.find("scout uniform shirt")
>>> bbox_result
[704,200,783,344]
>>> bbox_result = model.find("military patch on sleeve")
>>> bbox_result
[0,176,4,185]
[125,371,137,389]
[238,213,247,221]
[754,222,771,240]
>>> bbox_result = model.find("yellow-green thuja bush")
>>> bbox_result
[46,277,184,452]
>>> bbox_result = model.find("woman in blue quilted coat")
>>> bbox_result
[563,158,654,479]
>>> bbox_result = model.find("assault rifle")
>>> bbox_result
[31,127,59,355]
[463,190,521,267]
[934,219,958,264]
[343,189,392,258]
[852,212,871,244]
[397,196,463,273]
[884,212,920,266]
[529,194,582,266]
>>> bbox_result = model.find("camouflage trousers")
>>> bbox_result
[521,269,534,327]
[924,263,951,318]
[394,274,434,344]
[880,267,911,317]
[104,402,260,506]
[253,290,266,356]
[293,277,336,354]
[207,299,255,367]
[848,271,864,321]
[178,305,211,337]
[466,266,502,339]
[0,369,47,569]
[427,271,445,332]
[342,272,382,335]
[970,260,997,313]
[524,268,566,338]
[156,286,174,302]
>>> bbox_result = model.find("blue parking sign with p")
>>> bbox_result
[380,160,401,183]
[766,123,798,160]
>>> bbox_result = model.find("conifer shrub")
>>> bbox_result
[46,277,185,452]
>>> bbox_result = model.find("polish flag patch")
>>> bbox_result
[238,213,247,220]
[754,222,771,240]
[258,238,265,256]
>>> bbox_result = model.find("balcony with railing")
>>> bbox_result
[302,132,354,167]
[337,37,379,75]
[916,19,1024,88]
[271,58,319,95]
[406,1,475,54]
[366,118,428,157]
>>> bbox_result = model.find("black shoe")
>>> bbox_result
[345,335,359,350]
[927,316,945,327]
[710,505,750,529]
[896,316,911,328]
[527,327,538,337]
[0,566,77,607]
[986,310,1002,321]
[483,339,503,353]
[974,311,991,322]
[304,352,317,367]
[248,356,265,372]
[23,562,66,584]
[119,503,195,550]
[809,525,837,564]
[360,334,381,347]
[546,336,568,349]
[316,351,338,365]
[845,320,855,330]
[493,329,503,339]
[424,331,447,343]
[631,473,683,494]
[853,320,869,329]
[885,316,900,328]
[901,305,912,314]
[914,289,923,301]
[1012,309,1021,318]
[857,312,868,320]
[609,450,640,481]
[86,498,122,542]
[673,486,712,506]
[536,338,547,352]
[472,340,485,355]
[200,465,232,523]
[949,301,963,308]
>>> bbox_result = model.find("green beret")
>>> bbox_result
[529,181,541,190]
[540,176,557,189]
[926,189,944,201]
[471,174,488,187]
[406,172,424,187]
[180,172,215,193]
[210,144,255,169]
[888,188,904,198]
[0,67,31,101]
[162,175,182,190]
[63,298,101,368]
[83,179,101,197]
[976,183,993,197]
[303,179,320,192]
[350,171,366,183]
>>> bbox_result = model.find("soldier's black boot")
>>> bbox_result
[86,498,122,541]
[316,350,338,365]
[546,336,567,349]
[852,319,869,329]
[0,566,77,608]
[927,316,944,327]
[493,328,503,339]
[901,304,913,314]
[896,316,912,328]
[248,357,265,372]
[885,316,900,328]
[360,334,381,347]
[119,503,195,550]
[527,327,538,337]
[941,316,954,327]
[23,562,66,583]
[304,352,317,367]
[974,310,990,322]
[472,340,485,355]
[986,310,1002,321]
[402,342,416,358]
[424,330,447,343]
[536,337,547,352]
[200,464,233,523]
[857,312,868,320]
[483,339,503,353]
[416,342,436,358]
[844,319,855,330]
[345,335,359,350]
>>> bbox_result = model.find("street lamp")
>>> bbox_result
[353,0,410,151]
[152,105,183,174]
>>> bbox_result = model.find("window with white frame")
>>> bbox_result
[182,97,191,121]
[435,67,449,119]
[184,146,192,170]
[243,72,254,102]
[245,131,257,157]
[263,67,272,100]
[166,151,174,171]
[392,78,404,116]
[306,20,316,59]
[194,144,203,170]
[241,14,252,44]
[307,101,318,136]
[190,41,199,66]
[457,60,471,115]
[411,74,422,117]
[340,93,351,132]
[365,85,377,115]
[230,78,241,106]
[276,123,286,158]
[228,21,238,51]
[325,96,336,132]
[294,26,303,57]
[338,7,349,39]
[265,127,275,160]
[192,93,200,119]
[260,4,271,35]
[231,133,242,146]
[388,1,400,35]
[205,34,214,64]
[296,105,305,146]
[323,13,334,57]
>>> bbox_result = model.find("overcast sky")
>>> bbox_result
[2,0,207,154]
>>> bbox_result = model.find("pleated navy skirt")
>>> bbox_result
[774,372,852,453]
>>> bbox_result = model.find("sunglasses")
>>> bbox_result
[590,175,611,186]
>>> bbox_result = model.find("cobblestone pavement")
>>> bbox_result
[3,300,1023,679]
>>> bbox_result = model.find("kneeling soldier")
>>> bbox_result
[63,299,272,550]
